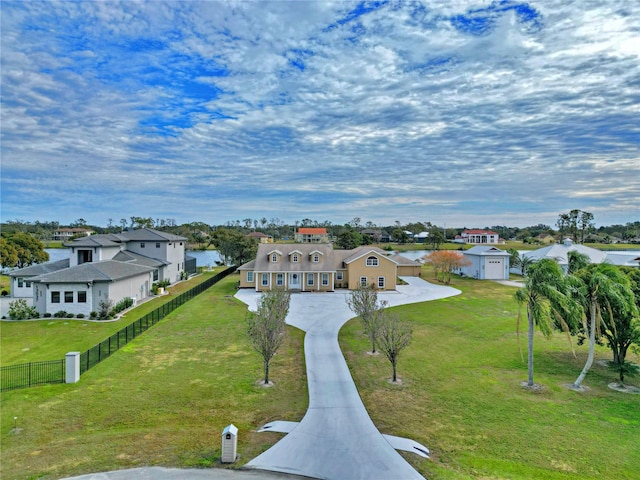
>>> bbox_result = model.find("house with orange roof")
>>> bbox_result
[454,229,504,245]
[294,227,329,243]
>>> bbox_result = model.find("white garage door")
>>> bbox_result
[485,258,504,279]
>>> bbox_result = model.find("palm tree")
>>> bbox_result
[567,250,590,275]
[514,259,582,387]
[571,264,636,389]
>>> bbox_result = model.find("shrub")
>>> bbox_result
[76,313,85,319]
[112,297,134,314]
[8,299,39,320]
[90,311,97,319]
[44,313,52,318]
[54,310,70,318]
[97,299,113,320]
[1,290,9,296]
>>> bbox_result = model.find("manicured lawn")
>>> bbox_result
[1,273,308,480]
[2,268,639,480]
[1,269,229,365]
[340,270,640,479]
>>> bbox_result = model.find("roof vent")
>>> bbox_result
[563,238,573,247]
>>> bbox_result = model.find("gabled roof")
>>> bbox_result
[464,246,510,256]
[65,234,124,247]
[343,247,396,265]
[297,228,327,235]
[252,244,334,272]
[9,258,70,277]
[388,254,421,266]
[33,260,154,284]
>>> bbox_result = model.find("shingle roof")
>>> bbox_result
[65,228,187,247]
[297,228,327,235]
[33,261,154,283]
[113,250,169,268]
[9,258,70,277]
[252,244,335,272]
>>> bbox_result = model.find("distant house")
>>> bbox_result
[459,246,510,280]
[454,229,504,245]
[247,231,273,243]
[361,229,391,243]
[7,228,193,317]
[520,238,607,274]
[535,233,556,244]
[294,228,329,243]
[237,243,421,292]
[52,227,94,241]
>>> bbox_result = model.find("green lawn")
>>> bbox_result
[340,270,640,479]
[1,273,308,480]
[2,269,639,480]
[0,270,226,365]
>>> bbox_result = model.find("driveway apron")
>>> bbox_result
[236,277,460,480]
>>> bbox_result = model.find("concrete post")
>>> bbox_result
[66,351,80,383]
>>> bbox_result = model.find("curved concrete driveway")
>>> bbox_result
[235,277,460,480]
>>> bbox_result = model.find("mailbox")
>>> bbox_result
[221,424,238,463]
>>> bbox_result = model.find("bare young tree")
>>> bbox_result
[376,309,412,383]
[346,284,385,353]
[247,288,291,385]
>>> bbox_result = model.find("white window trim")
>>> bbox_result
[307,274,314,286]
[261,273,269,286]
[247,271,254,282]
[271,253,278,263]
[336,271,343,280]
[360,276,368,287]
[366,256,379,266]
[378,276,385,289]
[321,273,329,286]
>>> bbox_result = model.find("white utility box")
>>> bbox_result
[221,424,238,463]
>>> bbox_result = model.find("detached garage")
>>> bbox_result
[458,246,510,280]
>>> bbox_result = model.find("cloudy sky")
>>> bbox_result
[1,1,638,228]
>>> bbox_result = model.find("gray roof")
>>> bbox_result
[464,246,510,256]
[65,228,187,247]
[522,239,607,265]
[388,254,421,266]
[241,244,417,272]
[113,250,169,268]
[33,260,154,284]
[9,258,70,277]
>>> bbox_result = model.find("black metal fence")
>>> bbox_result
[1,267,236,391]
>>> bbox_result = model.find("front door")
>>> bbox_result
[289,273,301,289]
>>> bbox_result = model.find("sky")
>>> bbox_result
[1,1,639,229]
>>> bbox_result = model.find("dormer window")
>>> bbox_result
[141,243,145,248]
[271,253,278,263]
[313,254,319,263]
[292,254,299,263]
[366,256,379,266]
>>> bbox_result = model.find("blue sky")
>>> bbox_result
[1,1,638,228]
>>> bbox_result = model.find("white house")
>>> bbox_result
[459,246,511,280]
[6,228,192,317]
[521,238,608,273]
[454,229,503,245]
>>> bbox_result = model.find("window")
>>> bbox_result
[65,291,74,303]
[51,291,60,303]
[78,291,87,303]
[360,276,368,287]
[17,278,23,288]
[292,254,299,263]
[313,254,319,263]
[366,256,379,266]
[26,281,31,287]
[261,273,269,286]
[153,269,159,281]
[156,242,160,248]
[141,242,145,248]
[307,274,314,286]
[271,253,278,263]
[336,271,343,281]
[322,273,329,286]
[276,273,284,286]
[378,276,385,289]
[247,271,254,282]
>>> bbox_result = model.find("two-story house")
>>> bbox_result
[294,228,329,243]
[8,228,192,317]
[237,244,420,292]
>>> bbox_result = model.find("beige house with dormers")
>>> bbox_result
[237,244,420,292]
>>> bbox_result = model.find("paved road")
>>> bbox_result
[236,277,460,480]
